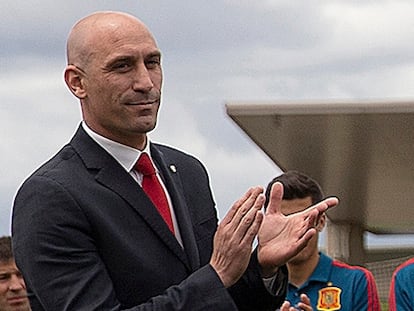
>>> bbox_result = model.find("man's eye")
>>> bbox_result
[0,274,10,281]
[112,62,132,71]
[146,59,160,69]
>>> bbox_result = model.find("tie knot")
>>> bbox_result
[136,153,156,176]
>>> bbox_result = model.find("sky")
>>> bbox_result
[1,1,413,246]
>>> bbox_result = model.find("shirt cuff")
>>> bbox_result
[262,265,288,296]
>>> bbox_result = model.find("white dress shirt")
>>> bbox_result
[82,122,183,246]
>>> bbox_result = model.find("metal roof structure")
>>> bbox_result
[226,100,414,234]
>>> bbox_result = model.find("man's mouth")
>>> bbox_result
[126,99,158,105]
[7,296,28,305]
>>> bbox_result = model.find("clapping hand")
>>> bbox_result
[210,186,264,287]
[258,182,338,277]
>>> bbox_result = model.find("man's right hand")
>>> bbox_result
[209,186,265,287]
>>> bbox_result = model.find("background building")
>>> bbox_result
[226,99,414,302]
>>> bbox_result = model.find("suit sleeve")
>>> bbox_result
[12,175,237,311]
[228,249,287,311]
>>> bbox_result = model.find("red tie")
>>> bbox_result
[135,153,174,234]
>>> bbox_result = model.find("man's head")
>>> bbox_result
[265,170,324,208]
[64,11,162,150]
[0,236,30,311]
[265,171,326,265]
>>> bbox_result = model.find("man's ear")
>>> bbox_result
[64,65,87,99]
[316,213,326,232]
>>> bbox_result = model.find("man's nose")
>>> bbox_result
[132,63,154,92]
[8,274,25,291]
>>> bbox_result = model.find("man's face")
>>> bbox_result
[75,16,163,147]
[281,197,321,265]
[0,260,30,311]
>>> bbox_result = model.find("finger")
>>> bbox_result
[242,209,263,242]
[280,301,291,311]
[221,186,263,225]
[310,197,339,213]
[232,188,264,225]
[294,227,317,251]
[219,188,264,244]
[313,197,338,227]
[300,293,311,305]
[318,196,339,212]
[299,196,339,223]
[265,182,284,215]
[297,302,312,311]
[235,198,264,243]
[239,190,265,216]
[231,187,265,234]
[297,303,311,311]
[305,208,319,228]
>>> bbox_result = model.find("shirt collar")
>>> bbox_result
[82,122,151,172]
[307,252,332,283]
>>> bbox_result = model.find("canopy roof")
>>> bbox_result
[226,100,414,234]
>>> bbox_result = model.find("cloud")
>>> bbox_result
[1,0,414,245]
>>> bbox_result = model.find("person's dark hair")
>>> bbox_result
[0,236,13,262]
[264,170,324,208]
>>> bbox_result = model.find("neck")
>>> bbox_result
[287,252,320,288]
[83,121,148,150]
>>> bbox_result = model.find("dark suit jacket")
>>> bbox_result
[12,125,286,310]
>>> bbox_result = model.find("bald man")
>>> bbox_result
[12,11,337,310]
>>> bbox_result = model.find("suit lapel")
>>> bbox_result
[70,126,191,269]
[151,145,201,272]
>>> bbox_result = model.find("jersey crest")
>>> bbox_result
[317,286,342,310]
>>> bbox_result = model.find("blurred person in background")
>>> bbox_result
[388,257,414,311]
[266,171,381,311]
[0,236,31,311]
